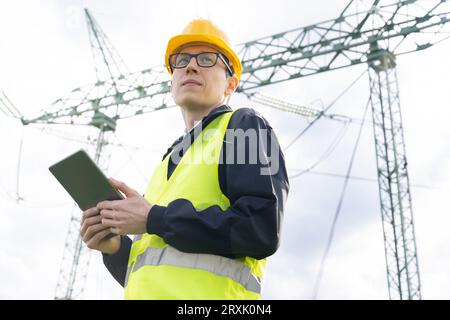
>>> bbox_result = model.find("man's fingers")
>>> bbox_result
[101,217,120,228]
[99,209,115,220]
[81,207,98,226]
[97,200,121,211]
[108,177,121,188]
[80,214,103,236]
[109,177,140,198]
[85,229,113,250]
[82,221,111,243]
[82,207,99,223]
[83,207,99,218]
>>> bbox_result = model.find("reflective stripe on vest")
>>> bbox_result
[125,246,262,293]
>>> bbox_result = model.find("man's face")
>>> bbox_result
[171,44,233,109]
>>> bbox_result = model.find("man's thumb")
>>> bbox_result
[109,177,139,197]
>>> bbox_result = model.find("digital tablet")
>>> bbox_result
[49,149,124,211]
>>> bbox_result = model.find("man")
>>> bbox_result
[80,19,289,299]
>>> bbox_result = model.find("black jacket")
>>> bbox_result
[103,105,290,287]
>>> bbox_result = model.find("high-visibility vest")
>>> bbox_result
[123,111,266,300]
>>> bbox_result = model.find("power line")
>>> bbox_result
[311,95,370,299]
[15,126,25,203]
[288,168,445,190]
[0,181,14,202]
[112,132,149,185]
[283,69,368,152]
[287,120,350,179]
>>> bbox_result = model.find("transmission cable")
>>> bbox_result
[283,69,367,152]
[311,95,370,299]
[288,119,351,179]
[113,132,149,185]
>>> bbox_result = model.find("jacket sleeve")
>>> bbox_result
[147,108,290,260]
[102,235,132,287]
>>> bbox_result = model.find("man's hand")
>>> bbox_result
[80,207,121,255]
[97,177,152,235]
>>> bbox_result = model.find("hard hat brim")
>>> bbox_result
[165,34,242,80]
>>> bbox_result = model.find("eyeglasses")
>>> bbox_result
[169,52,234,76]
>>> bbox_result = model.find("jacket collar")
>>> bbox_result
[163,105,233,161]
[184,105,232,134]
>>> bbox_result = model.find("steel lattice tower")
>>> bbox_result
[54,9,123,300]
[368,49,421,299]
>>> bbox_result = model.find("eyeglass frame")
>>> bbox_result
[168,51,234,77]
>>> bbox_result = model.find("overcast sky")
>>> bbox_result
[1,0,450,300]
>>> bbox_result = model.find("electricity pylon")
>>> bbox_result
[53,9,127,300]
[3,0,449,299]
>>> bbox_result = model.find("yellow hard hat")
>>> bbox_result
[165,19,242,81]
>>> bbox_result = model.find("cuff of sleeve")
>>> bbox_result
[146,204,167,236]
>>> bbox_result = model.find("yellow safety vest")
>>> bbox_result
[124,111,266,300]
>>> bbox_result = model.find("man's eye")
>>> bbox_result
[199,55,215,65]
[176,55,190,65]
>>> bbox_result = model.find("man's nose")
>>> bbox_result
[185,56,199,74]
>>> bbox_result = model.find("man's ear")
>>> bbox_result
[225,75,239,96]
